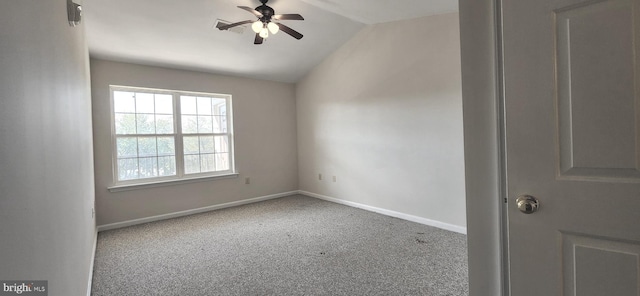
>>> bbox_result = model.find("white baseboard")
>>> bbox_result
[87,229,97,296]
[97,191,298,232]
[96,190,466,234]
[299,190,467,235]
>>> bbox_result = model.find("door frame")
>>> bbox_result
[459,0,509,295]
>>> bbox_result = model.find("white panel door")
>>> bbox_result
[503,0,640,295]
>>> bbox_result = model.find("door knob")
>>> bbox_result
[516,195,539,214]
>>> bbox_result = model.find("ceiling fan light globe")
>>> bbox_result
[267,22,279,34]
[251,21,263,33]
[259,28,269,38]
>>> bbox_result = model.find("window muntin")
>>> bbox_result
[110,86,234,185]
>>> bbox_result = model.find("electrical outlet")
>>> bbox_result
[91,208,95,219]
[318,173,322,181]
[332,176,337,182]
[245,177,250,184]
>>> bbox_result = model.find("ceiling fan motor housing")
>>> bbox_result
[256,4,275,22]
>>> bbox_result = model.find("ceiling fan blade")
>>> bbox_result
[217,20,253,31]
[238,6,263,18]
[276,23,303,40]
[254,33,264,45]
[273,14,304,21]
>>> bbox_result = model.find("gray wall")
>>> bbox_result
[459,0,505,294]
[296,13,467,229]
[91,59,298,226]
[0,1,96,295]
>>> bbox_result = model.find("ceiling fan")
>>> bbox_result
[218,0,304,45]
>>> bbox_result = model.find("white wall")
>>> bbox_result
[296,13,466,229]
[91,59,298,226]
[0,1,96,295]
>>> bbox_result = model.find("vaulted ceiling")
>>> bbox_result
[83,0,458,83]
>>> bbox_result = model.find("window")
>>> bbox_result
[110,86,235,187]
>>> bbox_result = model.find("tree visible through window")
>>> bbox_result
[111,86,234,185]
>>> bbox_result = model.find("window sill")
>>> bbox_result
[107,173,239,193]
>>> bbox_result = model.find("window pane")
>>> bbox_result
[181,96,197,115]
[201,154,215,172]
[198,116,213,133]
[184,155,201,174]
[220,115,228,131]
[137,114,155,134]
[157,137,175,156]
[213,116,227,133]
[136,93,155,113]
[113,91,136,113]
[183,136,199,154]
[116,137,137,158]
[182,115,197,133]
[138,137,157,157]
[156,115,174,134]
[214,136,228,153]
[139,157,158,178]
[215,153,230,171]
[200,136,214,153]
[118,158,138,180]
[115,113,137,134]
[158,156,176,176]
[212,98,226,116]
[155,94,173,114]
[197,97,212,115]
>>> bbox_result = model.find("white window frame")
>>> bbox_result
[108,85,237,192]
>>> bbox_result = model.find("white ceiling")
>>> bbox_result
[83,0,458,83]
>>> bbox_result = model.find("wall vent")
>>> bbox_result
[214,19,246,35]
